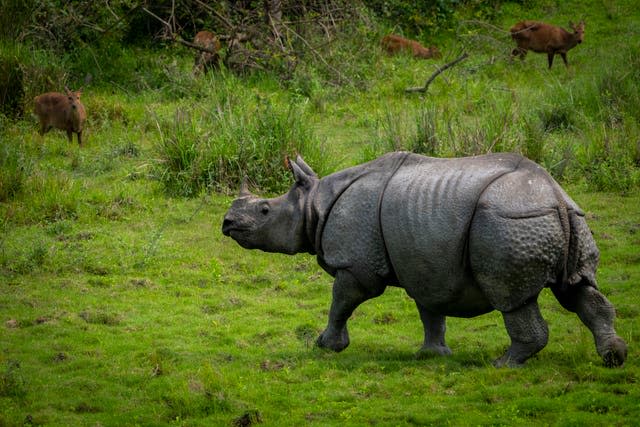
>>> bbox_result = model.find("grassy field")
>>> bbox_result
[2,1,640,426]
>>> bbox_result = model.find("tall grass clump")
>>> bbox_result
[0,42,69,115]
[365,92,520,162]
[152,93,328,196]
[571,122,640,193]
[0,360,27,399]
[0,137,32,202]
[18,171,81,223]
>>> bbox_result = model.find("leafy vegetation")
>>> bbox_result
[1,0,639,425]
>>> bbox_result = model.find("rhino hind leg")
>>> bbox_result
[494,299,549,367]
[316,270,384,352]
[415,303,452,359]
[551,283,627,367]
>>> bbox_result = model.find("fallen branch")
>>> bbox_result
[405,52,469,93]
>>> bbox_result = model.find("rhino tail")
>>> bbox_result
[548,178,599,290]
[566,209,600,288]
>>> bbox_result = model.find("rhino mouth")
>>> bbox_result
[222,219,249,237]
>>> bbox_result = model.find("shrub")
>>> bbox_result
[0,360,27,399]
[0,137,32,202]
[0,56,24,118]
[22,172,81,222]
[152,90,329,196]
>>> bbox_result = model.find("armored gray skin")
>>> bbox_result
[222,152,627,367]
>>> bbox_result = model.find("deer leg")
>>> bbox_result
[415,302,452,358]
[547,53,555,69]
[316,269,384,352]
[512,47,527,61]
[560,53,569,67]
[66,130,73,142]
[77,131,83,146]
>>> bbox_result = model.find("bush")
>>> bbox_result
[0,42,69,116]
[152,81,329,196]
[0,56,24,118]
[0,137,32,202]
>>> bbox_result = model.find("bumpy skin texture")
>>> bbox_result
[222,152,627,367]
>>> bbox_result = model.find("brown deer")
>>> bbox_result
[381,34,442,59]
[34,87,86,146]
[193,30,221,74]
[510,20,585,68]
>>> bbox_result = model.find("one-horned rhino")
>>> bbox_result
[222,152,627,367]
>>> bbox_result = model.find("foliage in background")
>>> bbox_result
[151,75,330,196]
[0,0,639,425]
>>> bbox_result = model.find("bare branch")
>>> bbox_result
[193,0,234,31]
[279,20,352,86]
[141,7,218,56]
[405,53,469,94]
[141,7,172,30]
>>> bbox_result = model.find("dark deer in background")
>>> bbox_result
[510,20,585,69]
[193,30,221,74]
[34,87,86,146]
[381,34,442,59]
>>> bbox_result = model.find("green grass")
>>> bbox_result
[1,0,640,425]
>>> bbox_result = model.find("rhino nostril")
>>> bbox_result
[221,218,234,235]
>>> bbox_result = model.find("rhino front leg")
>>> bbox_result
[495,298,548,367]
[317,270,383,352]
[415,303,452,358]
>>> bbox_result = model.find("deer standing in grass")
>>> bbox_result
[193,30,221,74]
[34,87,86,146]
[381,34,442,59]
[510,20,585,69]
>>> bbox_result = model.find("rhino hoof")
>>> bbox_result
[602,336,627,368]
[493,355,525,368]
[316,330,349,352]
[416,345,453,360]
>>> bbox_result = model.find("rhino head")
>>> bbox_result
[222,156,318,255]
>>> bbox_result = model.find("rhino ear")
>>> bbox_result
[288,158,314,189]
[294,155,317,178]
[239,176,251,197]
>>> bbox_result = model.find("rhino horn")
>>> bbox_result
[239,176,251,197]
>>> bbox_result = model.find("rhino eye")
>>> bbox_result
[260,204,270,215]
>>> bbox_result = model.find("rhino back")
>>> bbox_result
[380,154,524,308]
[380,154,576,316]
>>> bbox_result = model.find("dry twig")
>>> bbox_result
[405,53,469,93]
